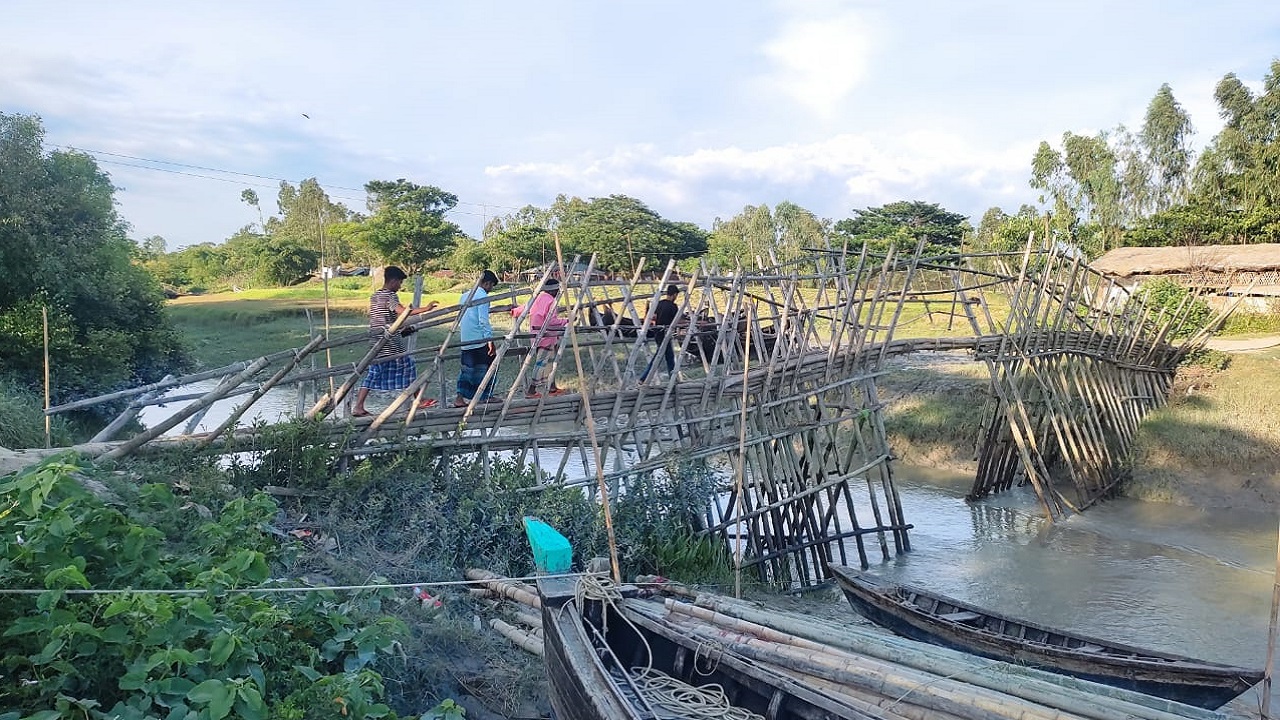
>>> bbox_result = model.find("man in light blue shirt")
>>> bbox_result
[454,270,502,407]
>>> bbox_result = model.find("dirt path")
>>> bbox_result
[1205,334,1280,352]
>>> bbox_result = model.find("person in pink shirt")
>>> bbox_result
[526,277,568,397]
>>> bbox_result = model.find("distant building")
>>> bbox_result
[1091,244,1280,311]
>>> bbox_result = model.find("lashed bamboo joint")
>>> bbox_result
[44,239,1227,584]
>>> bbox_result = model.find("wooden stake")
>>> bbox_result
[734,302,752,598]
[1264,515,1280,718]
[42,306,50,449]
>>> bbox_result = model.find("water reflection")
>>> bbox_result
[858,464,1276,667]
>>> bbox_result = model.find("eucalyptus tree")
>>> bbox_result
[708,201,828,270]
[1192,61,1280,214]
[240,188,266,231]
[1140,83,1194,212]
[262,179,352,265]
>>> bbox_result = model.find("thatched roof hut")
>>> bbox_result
[1091,244,1280,298]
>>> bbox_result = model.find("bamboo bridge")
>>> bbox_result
[40,241,1226,584]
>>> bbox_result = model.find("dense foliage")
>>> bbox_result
[995,61,1280,256]
[0,456,403,719]
[479,195,708,274]
[0,113,188,404]
[1135,278,1213,338]
[706,201,828,270]
[833,201,972,257]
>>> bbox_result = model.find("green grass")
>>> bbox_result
[168,283,464,369]
[1219,311,1280,336]
[1132,348,1280,477]
[0,379,78,449]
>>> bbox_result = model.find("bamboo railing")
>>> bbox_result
[44,238,1219,584]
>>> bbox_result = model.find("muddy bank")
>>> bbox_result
[877,351,1280,511]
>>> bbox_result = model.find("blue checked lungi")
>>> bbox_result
[362,356,418,391]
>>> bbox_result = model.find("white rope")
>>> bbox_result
[0,571,596,596]
[629,667,764,720]
[572,576,762,720]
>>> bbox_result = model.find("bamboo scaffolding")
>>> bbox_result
[51,238,1222,580]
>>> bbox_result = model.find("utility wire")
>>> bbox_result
[90,157,493,219]
[0,571,598,596]
[53,143,523,216]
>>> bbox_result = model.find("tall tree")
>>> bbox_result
[1140,83,1194,212]
[1191,61,1280,215]
[358,179,462,274]
[832,201,971,256]
[266,179,351,263]
[551,195,707,273]
[240,188,265,231]
[708,202,828,269]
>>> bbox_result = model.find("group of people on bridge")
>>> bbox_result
[349,268,687,417]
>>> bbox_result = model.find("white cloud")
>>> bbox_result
[485,130,1039,228]
[758,4,874,119]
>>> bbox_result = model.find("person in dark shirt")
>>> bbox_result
[641,284,682,381]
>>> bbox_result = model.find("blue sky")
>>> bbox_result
[6,0,1280,248]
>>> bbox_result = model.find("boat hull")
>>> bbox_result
[538,577,871,720]
[830,565,1261,710]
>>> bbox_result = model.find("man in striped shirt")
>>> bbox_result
[352,266,440,417]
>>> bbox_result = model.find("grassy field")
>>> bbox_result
[168,284,468,368]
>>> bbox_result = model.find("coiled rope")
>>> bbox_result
[574,575,763,720]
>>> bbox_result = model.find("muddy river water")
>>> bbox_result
[141,382,1277,689]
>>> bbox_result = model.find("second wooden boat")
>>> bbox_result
[830,564,1263,710]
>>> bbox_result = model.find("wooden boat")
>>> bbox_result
[829,564,1263,710]
[537,576,875,720]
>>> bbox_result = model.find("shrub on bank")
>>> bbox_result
[0,456,404,719]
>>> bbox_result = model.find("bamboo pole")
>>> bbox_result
[489,618,544,656]
[733,302,752,598]
[91,375,175,443]
[42,306,50,449]
[464,569,541,609]
[1264,515,1280,718]
[552,237,620,583]
[102,356,272,460]
[197,334,326,449]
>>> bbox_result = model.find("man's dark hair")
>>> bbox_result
[665,284,681,297]
[480,269,499,286]
[384,266,408,282]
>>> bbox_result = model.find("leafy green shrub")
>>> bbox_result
[0,455,403,720]
[610,459,732,581]
[1181,348,1232,370]
[1136,278,1212,338]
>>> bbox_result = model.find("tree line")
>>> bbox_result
[979,60,1280,257]
[4,61,1277,405]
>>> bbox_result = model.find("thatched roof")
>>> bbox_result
[1091,244,1280,278]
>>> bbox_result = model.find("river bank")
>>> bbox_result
[879,347,1280,511]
